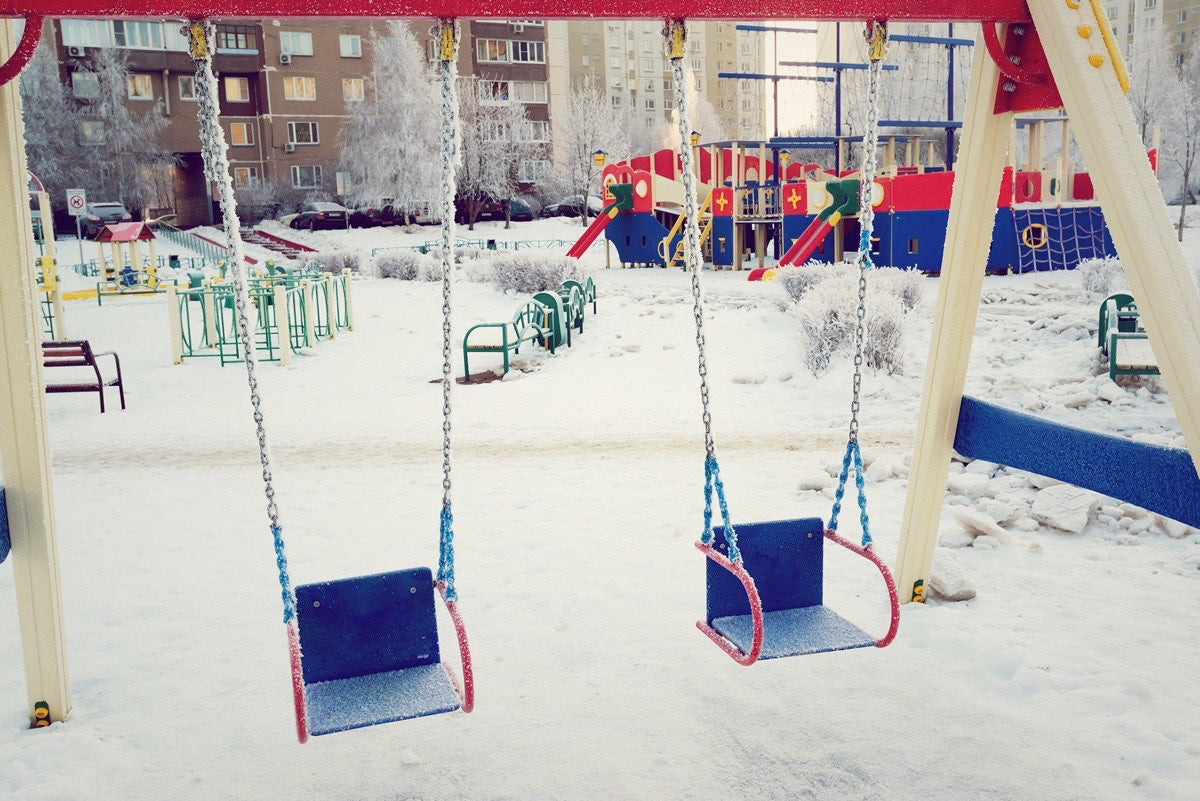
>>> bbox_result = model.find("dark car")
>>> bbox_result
[349,205,395,228]
[505,198,535,221]
[539,195,604,219]
[291,202,350,231]
[81,202,132,238]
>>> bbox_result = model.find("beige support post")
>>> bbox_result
[128,239,141,275]
[341,268,354,331]
[274,284,292,366]
[96,240,106,281]
[1030,0,1200,467]
[321,273,336,341]
[0,20,72,724]
[165,283,183,364]
[895,27,1014,604]
[300,278,315,347]
[147,237,157,271]
[109,242,120,282]
[202,281,217,347]
[885,137,896,172]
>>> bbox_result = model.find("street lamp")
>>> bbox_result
[592,150,607,168]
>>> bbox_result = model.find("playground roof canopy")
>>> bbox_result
[94,222,156,243]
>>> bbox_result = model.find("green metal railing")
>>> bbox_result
[369,238,571,257]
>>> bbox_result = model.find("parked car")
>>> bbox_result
[539,195,604,219]
[290,202,350,230]
[81,201,133,238]
[505,198,535,222]
[349,205,395,228]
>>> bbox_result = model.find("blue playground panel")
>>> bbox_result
[955,397,1200,528]
[605,213,672,265]
[0,486,9,564]
[706,518,875,658]
[295,567,460,736]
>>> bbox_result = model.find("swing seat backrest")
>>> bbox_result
[0,487,9,564]
[704,518,876,659]
[294,567,460,735]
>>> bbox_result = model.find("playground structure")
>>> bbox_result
[92,221,170,300]
[167,264,355,367]
[574,114,1127,276]
[0,1,1196,739]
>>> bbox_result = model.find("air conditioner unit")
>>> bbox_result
[511,24,524,33]
[283,142,296,153]
[279,53,292,65]
[67,46,85,57]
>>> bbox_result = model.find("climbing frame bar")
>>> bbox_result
[0,19,71,725]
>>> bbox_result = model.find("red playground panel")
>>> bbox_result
[0,1,1035,20]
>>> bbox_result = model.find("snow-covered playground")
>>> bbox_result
[3,213,1200,799]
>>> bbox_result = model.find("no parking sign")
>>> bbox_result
[66,189,86,216]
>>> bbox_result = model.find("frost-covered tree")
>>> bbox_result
[339,22,441,225]
[1163,47,1200,239]
[549,77,630,226]
[456,80,541,230]
[1127,27,1186,150]
[19,42,78,207]
[74,48,177,214]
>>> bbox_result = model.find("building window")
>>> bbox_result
[113,21,162,49]
[582,54,590,67]
[479,79,511,103]
[287,121,319,145]
[283,76,317,101]
[1128,1,1134,12]
[512,80,548,103]
[61,20,113,48]
[230,122,254,146]
[609,55,620,68]
[127,74,153,100]
[1179,10,1187,22]
[507,19,543,26]
[644,98,655,111]
[291,165,322,188]
[178,75,196,100]
[343,78,365,101]
[280,31,313,56]
[608,35,621,49]
[477,39,509,63]
[517,159,550,182]
[79,120,105,145]
[510,40,544,63]
[217,24,258,53]
[581,33,590,46]
[640,58,655,72]
[340,34,362,58]
[71,71,99,100]
[526,120,550,142]
[1176,53,1185,67]
[224,77,250,102]
[1145,0,1156,8]
[611,96,622,107]
[233,167,259,187]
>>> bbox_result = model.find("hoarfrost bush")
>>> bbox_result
[778,262,835,302]
[795,275,859,376]
[864,293,906,375]
[794,270,910,376]
[1078,257,1127,297]
[309,250,363,275]
[871,266,925,311]
[375,250,437,281]
[488,253,570,295]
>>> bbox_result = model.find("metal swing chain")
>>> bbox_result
[188,22,295,621]
[829,22,887,547]
[667,21,739,562]
[436,20,461,602]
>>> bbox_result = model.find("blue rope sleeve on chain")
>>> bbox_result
[701,455,741,563]
[438,505,457,602]
[828,442,873,549]
[858,225,875,270]
[272,526,296,624]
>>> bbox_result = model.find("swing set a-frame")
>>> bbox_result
[2,0,1199,734]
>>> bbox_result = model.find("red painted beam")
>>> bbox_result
[0,2,1032,22]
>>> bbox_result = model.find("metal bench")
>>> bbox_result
[42,340,126,413]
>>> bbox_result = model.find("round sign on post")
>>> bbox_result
[66,189,86,216]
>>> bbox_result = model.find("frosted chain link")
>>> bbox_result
[669,44,715,460]
[193,24,280,532]
[847,27,887,445]
[439,25,460,510]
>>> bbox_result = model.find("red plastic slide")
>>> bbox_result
[566,205,618,258]
[778,212,839,267]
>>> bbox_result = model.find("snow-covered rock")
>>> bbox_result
[946,472,991,499]
[929,551,977,601]
[796,470,834,492]
[1031,484,1100,533]
[950,507,1012,543]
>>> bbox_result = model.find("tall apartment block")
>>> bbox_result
[43,18,552,227]
[545,20,767,147]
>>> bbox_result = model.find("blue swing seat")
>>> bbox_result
[295,567,461,737]
[705,518,876,659]
[0,487,9,564]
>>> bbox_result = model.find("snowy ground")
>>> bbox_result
[2,214,1200,800]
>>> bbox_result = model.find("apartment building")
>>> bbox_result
[43,18,551,227]
[545,20,767,148]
